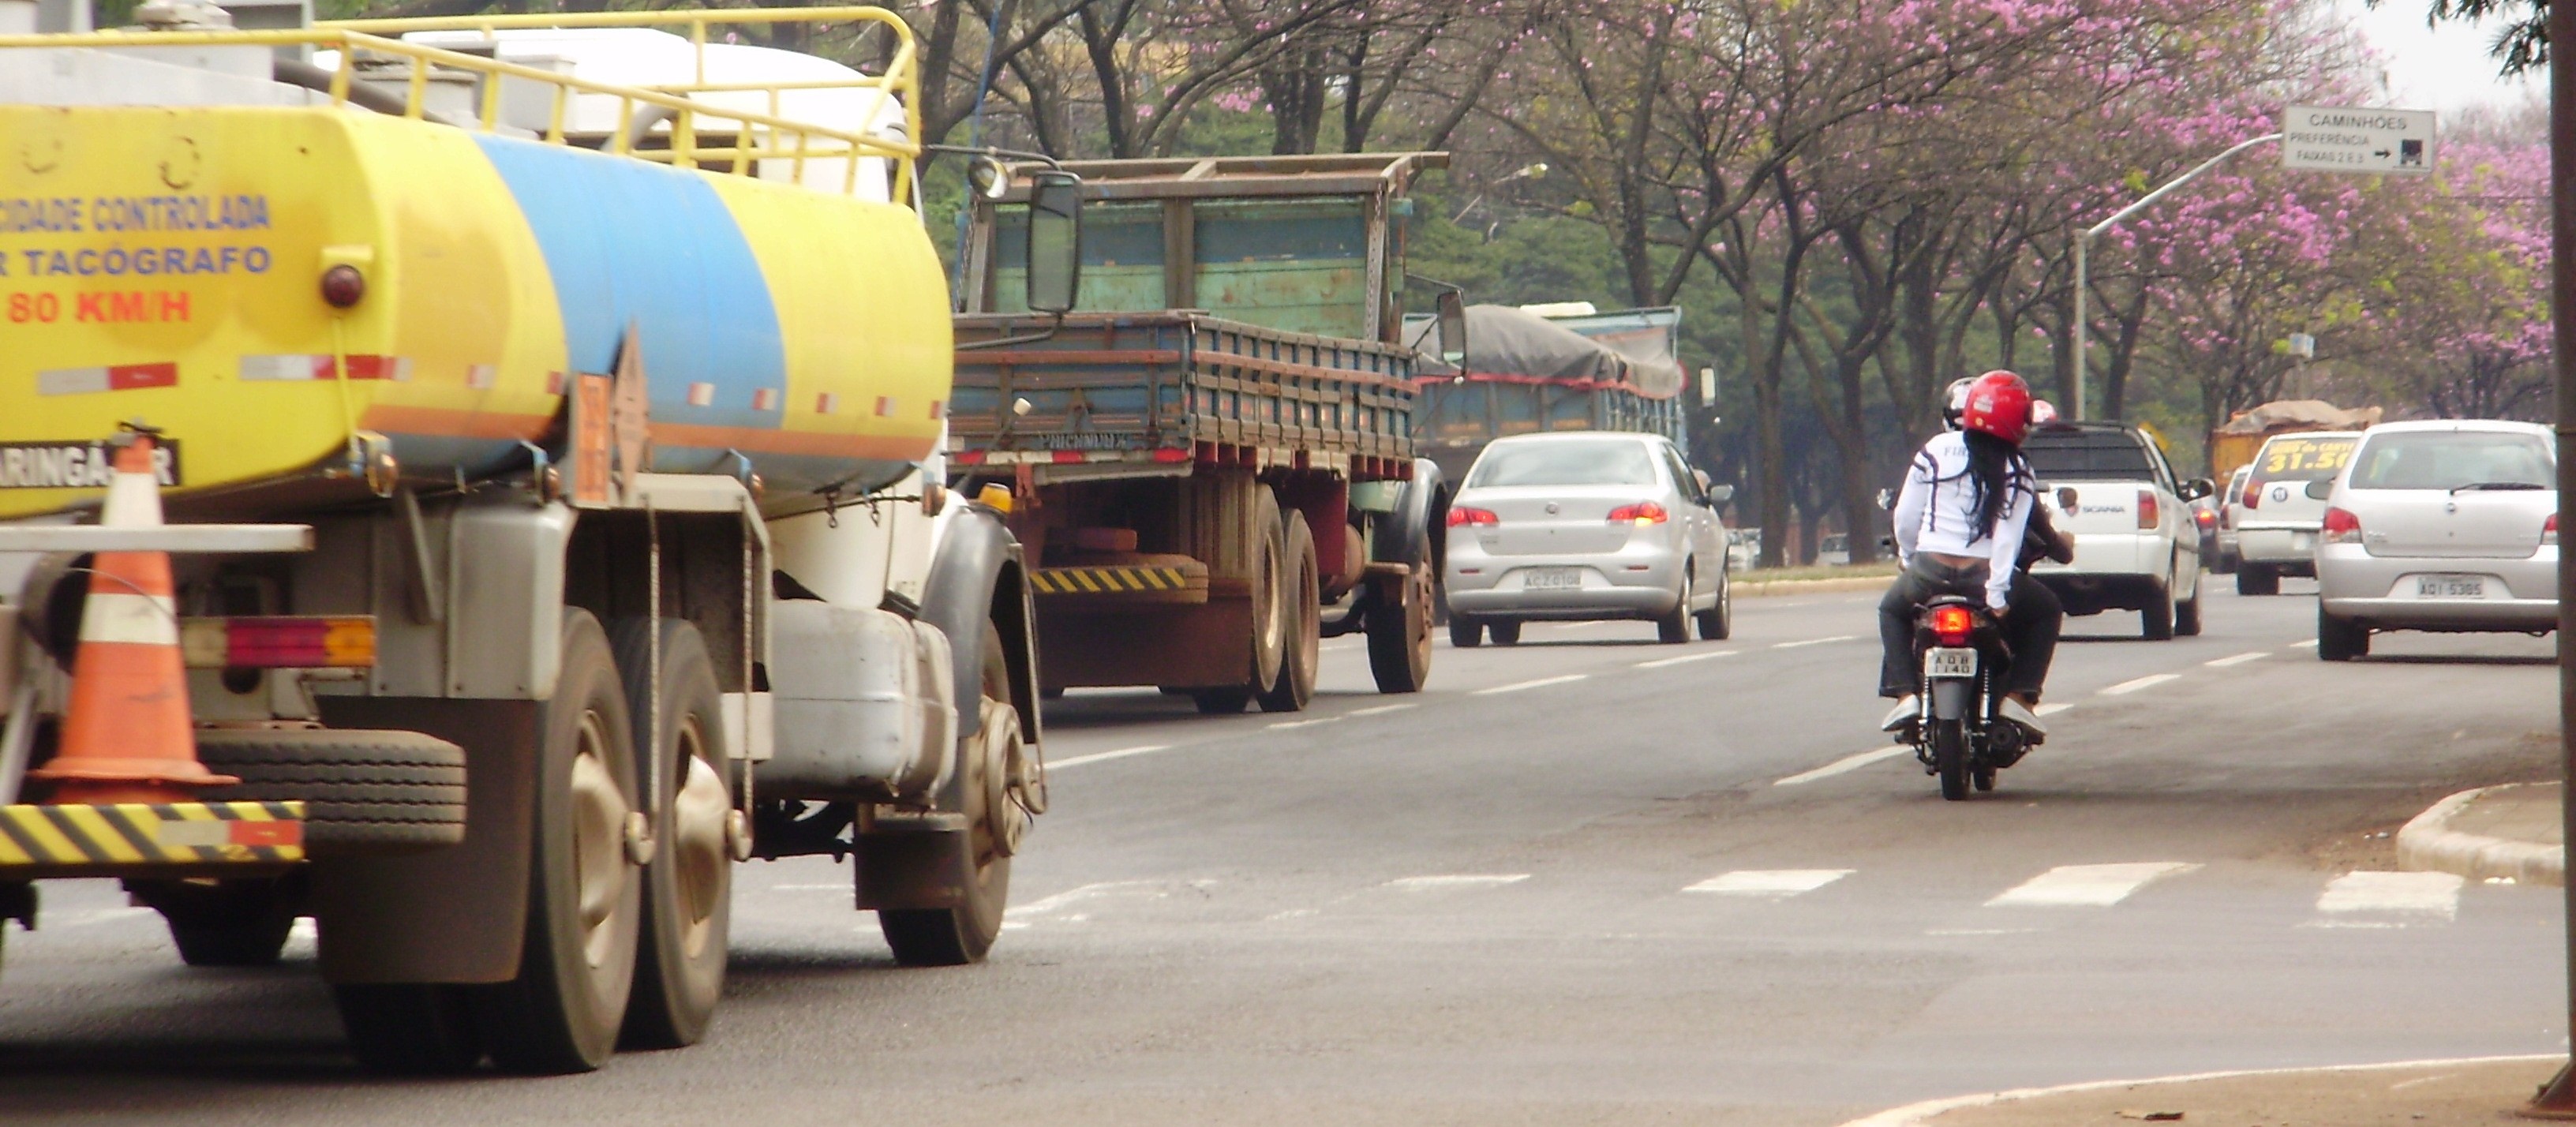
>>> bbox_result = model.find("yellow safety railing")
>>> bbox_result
[0,6,919,203]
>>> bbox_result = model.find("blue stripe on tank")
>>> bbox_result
[470,135,785,432]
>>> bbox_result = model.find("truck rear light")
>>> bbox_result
[320,264,366,309]
[181,616,376,669]
[1606,501,1668,526]
[2321,506,2362,545]
[1447,506,1499,527]
[1151,447,1192,463]
[1930,605,1975,646]
[2136,489,2159,530]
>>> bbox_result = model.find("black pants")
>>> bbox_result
[1875,556,2060,700]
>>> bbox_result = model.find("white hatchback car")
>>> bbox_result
[2234,431,2361,595]
[1443,432,1732,645]
[2314,420,2557,660]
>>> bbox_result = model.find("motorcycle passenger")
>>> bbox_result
[1876,370,2055,737]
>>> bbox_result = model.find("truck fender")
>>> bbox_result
[918,504,1040,751]
[1373,459,1448,570]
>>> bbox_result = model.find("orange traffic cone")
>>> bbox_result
[28,432,238,803]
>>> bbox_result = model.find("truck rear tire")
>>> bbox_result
[474,610,642,1075]
[337,983,485,1074]
[609,618,731,1051]
[1368,566,1435,693]
[880,623,1017,966]
[1258,514,1320,713]
[1245,491,1288,697]
[194,728,466,852]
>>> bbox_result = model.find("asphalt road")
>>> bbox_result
[2,578,2562,1125]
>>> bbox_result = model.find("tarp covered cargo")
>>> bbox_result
[2213,399,2383,435]
[1405,304,1679,397]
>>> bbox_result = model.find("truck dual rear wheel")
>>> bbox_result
[1258,513,1320,713]
[610,618,732,1050]
[881,624,1020,965]
[477,609,642,1075]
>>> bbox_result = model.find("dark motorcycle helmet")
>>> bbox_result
[1939,376,1976,431]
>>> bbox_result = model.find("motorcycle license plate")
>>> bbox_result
[1925,647,1977,678]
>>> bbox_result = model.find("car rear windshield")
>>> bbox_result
[1466,438,1659,488]
[2248,434,2356,485]
[2348,431,2553,491]
[2021,429,2155,480]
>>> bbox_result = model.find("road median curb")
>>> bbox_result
[2396,781,2563,886]
[1833,1054,2562,1127]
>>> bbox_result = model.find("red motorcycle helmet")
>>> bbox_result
[1959,369,2034,444]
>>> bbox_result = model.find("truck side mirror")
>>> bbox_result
[1435,290,1467,365]
[1024,170,1083,316]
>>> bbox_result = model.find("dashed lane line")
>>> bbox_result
[1635,649,1739,669]
[1046,743,1174,771]
[1267,717,1340,730]
[1775,747,1909,786]
[1772,635,1859,650]
[1383,874,1530,891]
[2204,650,2269,668]
[2289,638,2319,649]
[2034,702,2074,717]
[1685,869,1852,897]
[2098,672,2181,696]
[1348,702,1418,717]
[1471,673,1589,696]
[1986,862,2198,908]
[2312,871,2465,924]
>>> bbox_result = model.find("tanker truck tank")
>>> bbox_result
[0,25,945,520]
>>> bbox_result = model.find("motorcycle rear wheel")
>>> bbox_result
[1932,719,1971,802]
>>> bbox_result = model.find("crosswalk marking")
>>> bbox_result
[1986,863,2199,908]
[2099,672,2181,696]
[2204,651,2269,668]
[1685,869,1852,897]
[1383,874,1530,891]
[1472,674,1587,696]
[2316,871,2464,920]
[1635,649,1737,669]
[1775,747,1909,787]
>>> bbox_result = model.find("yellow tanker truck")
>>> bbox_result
[0,5,1069,1073]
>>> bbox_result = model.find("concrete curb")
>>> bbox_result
[2395,782,2563,886]
[1833,1054,2562,1127]
[1734,575,1893,598]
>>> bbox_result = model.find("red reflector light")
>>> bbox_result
[1606,501,1668,526]
[951,450,987,466]
[1446,506,1499,527]
[1151,447,1192,463]
[182,616,377,669]
[2321,506,2362,545]
[1050,451,1085,464]
[1930,605,1975,646]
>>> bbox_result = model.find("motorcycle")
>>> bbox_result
[1904,594,2033,800]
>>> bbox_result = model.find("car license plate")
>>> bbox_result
[1523,567,1582,590]
[2416,575,2486,599]
[1925,647,1977,678]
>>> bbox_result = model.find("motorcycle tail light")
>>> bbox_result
[2136,489,2159,530]
[1930,605,1975,646]
[1605,501,1668,526]
[2321,506,2362,545]
[1446,506,1499,527]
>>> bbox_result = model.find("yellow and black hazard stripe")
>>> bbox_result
[0,801,306,867]
[1031,566,1192,595]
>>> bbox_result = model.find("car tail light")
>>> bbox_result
[2136,489,2159,530]
[181,616,377,668]
[2545,513,2559,547]
[2321,506,2362,545]
[1930,605,1975,647]
[1446,506,1499,527]
[1606,501,1668,526]
[2242,481,2260,510]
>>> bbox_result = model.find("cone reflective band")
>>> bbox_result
[26,433,238,803]
[180,616,376,668]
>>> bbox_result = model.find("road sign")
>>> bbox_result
[2280,105,2436,174]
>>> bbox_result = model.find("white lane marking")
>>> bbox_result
[1635,649,1738,668]
[2204,650,2269,668]
[1045,743,1173,770]
[2033,702,2073,717]
[1471,673,1587,696]
[2315,871,2464,920]
[1774,747,1909,787]
[1265,908,1318,921]
[1986,862,2198,908]
[1772,635,1858,650]
[1383,874,1530,891]
[1684,869,1852,897]
[1924,927,2040,937]
[1349,702,1417,717]
[1835,1055,2564,1127]
[2098,672,2181,696]
[1267,717,1339,730]
[770,883,847,892]
[1003,879,1211,920]
[2289,638,2319,649]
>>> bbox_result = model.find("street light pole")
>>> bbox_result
[2526,0,2576,1114]
[2070,133,2282,420]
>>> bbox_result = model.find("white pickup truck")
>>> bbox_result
[2021,422,2215,639]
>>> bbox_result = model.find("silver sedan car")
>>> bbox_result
[2315,419,2556,660]
[1443,432,1732,646]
